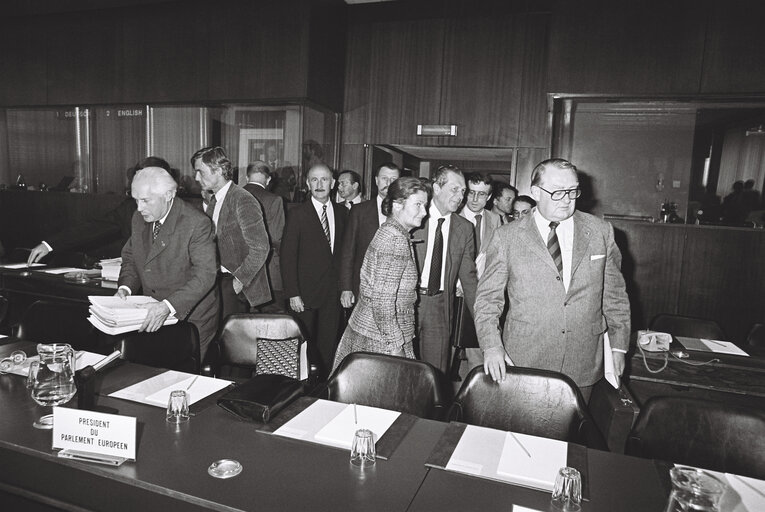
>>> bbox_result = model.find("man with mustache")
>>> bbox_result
[282,164,348,377]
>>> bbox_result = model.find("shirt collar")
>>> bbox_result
[157,198,174,224]
[214,180,233,202]
[533,208,574,233]
[462,207,484,223]
[311,195,331,213]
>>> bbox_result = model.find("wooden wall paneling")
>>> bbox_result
[677,226,765,344]
[0,16,48,106]
[700,0,765,93]
[547,0,707,94]
[46,10,119,105]
[367,18,445,145]
[342,23,372,148]
[439,11,526,147]
[517,12,550,148]
[514,146,549,195]
[118,1,209,103]
[306,0,347,111]
[609,221,685,332]
[208,0,308,102]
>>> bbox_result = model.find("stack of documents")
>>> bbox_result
[99,258,122,281]
[87,295,178,335]
[676,337,749,356]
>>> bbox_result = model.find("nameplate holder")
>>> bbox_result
[52,407,136,466]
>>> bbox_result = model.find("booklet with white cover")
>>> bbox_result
[313,403,400,449]
[496,431,567,492]
[108,371,231,407]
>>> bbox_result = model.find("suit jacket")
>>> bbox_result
[339,198,380,297]
[215,183,271,307]
[459,208,502,255]
[473,210,631,386]
[412,213,478,324]
[281,200,348,308]
[119,198,218,348]
[244,183,285,291]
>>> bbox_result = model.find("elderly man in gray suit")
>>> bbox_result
[474,158,630,400]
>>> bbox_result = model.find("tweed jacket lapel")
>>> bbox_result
[412,221,430,273]
[570,211,592,282]
[145,199,180,264]
[518,213,559,274]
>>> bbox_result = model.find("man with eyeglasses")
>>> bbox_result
[473,158,630,401]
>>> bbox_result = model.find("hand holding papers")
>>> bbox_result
[87,295,178,335]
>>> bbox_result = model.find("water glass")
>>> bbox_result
[551,467,582,511]
[26,361,40,388]
[664,467,726,512]
[166,390,190,423]
[350,428,376,467]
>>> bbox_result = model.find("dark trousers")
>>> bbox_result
[416,293,450,373]
[255,289,287,314]
[218,273,249,324]
[296,297,341,379]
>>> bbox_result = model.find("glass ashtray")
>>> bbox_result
[208,459,242,479]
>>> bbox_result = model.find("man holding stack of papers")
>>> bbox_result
[88,296,179,335]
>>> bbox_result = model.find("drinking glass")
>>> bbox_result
[31,344,77,429]
[350,428,376,467]
[551,467,582,511]
[664,467,726,512]
[166,390,190,423]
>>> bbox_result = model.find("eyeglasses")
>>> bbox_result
[466,190,489,199]
[536,187,582,201]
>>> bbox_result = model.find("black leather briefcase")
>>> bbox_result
[217,374,305,423]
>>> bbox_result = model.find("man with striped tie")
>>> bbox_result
[282,164,348,378]
[473,159,631,401]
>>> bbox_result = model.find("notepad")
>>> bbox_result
[109,371,232,408]
[676,337,749,356]
[726,473,765,512]
[314,403,400,449]
[144,375,230,407]
[496,431,567,492]
[0,263,45,269]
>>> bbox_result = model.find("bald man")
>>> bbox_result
[117,167,219,358]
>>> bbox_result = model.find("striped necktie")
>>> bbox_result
[547,221,563,274]
[321,204,331,247]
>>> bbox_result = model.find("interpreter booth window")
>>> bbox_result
[551,96,765,227]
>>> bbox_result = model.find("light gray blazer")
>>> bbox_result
[474,210,631,386]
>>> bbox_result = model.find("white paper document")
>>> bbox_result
[725,473,765,512]
[314,403,400,449]
[8,350,110,377]
[0,263,45,269]
[496,431,567,491]
[446,425,567,492]
[43,267,89,274]
[676,336,749,356]
[603,332,619,389]
[87,295,178,334]
[108,370,231,408]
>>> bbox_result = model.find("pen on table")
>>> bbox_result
[353,403,358,424]
[186,375,199,391]
[510,432,532,458]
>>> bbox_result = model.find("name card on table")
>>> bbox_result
[52,407,136,465]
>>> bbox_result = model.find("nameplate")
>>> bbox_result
[52,407,136,462]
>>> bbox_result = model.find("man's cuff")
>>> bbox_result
[611,348,627,353]
[118,285,132,295]
[42,241,53,252]
[162,299,176,317]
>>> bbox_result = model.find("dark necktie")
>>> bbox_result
[205,193,216,221]
[346,201,353,210]
[427,218,445,294]
[474,214,482,252]
[547,221,563,274]
[321,204,331,248]
[152,220,162,241]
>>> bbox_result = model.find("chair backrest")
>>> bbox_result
[626,397,765,479]
[449,365,606,449]
[15,299,100,351]
[116,321,200,374]
[649,314,725,340]
[747,323,765,347]
[324,352,450,420]
[0,295,8,327]
[215,314,310,381]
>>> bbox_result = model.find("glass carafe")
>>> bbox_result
[31,344,76,428]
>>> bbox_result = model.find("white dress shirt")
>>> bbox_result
[533,209,574,292]
[376,195,385,226]
[311,196,336,253]
[419,203,450,291]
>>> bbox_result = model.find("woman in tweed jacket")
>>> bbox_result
[332,177,429,370]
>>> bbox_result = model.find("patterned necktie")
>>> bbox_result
[547,221,563,274]
[474,214,482,252]
[205,193,216,220]
[152,220,162,241]
[427,218,445,294]
[321,204,331,247]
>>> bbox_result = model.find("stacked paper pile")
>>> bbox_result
[99,258,122,281]
[87,295,178,335]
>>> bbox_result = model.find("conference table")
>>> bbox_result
[0,340,673,512]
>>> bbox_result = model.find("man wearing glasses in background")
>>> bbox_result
[473,158,631,401]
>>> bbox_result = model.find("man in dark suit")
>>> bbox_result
[475,158,631,400]
[244,161,286,312]
[116,167,219,357]
[339,163,401,309]
[26,156,173,265]
[192,147,271,321]
[412,165,478,374]
[282,164,348,377]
